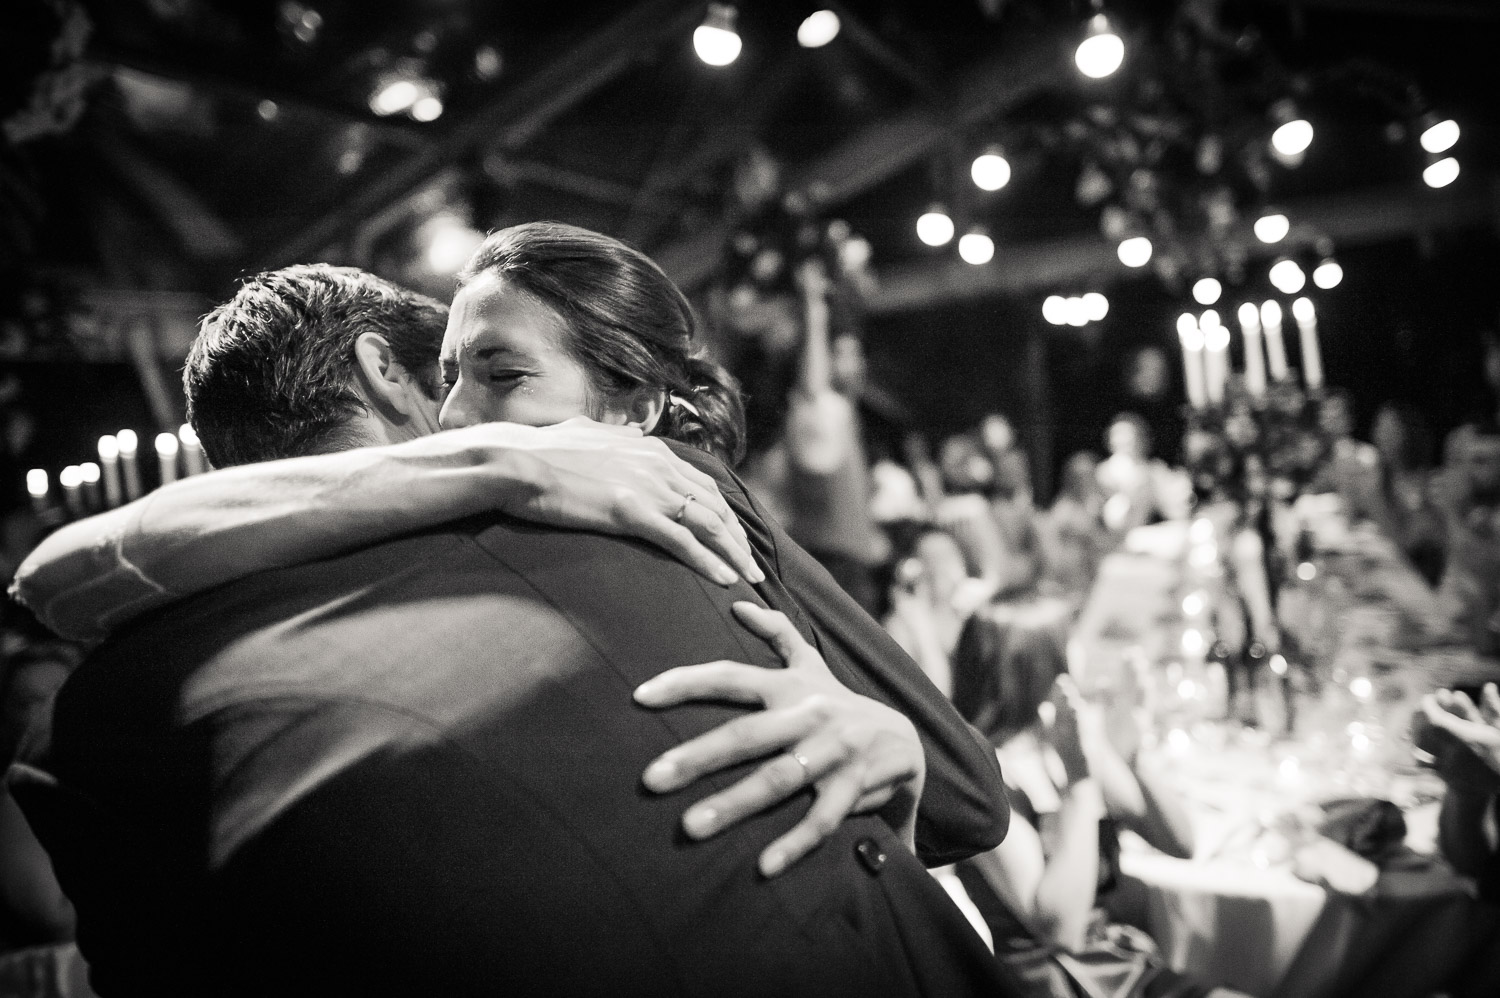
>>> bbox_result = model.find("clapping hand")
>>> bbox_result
[1417,684,1500,792]
[633,602,925,878]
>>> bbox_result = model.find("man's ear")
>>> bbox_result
[353,332,421,419]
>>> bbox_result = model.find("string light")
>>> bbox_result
[1117,235,1152,267]
[1075,13,1124,80]
[797,10,840,49]
[1270,119,1313,157]
[370,80,419,116]
[1423,157,1460,188]
[1254,212,1289,244]
[1313,259,1343,289]
[971,147,1011,191]
[1042,296,1068,325]
[1419,117,1460,154]
[916,206,954,247]
[1269,259,1306,294]
[411,96,443,122]
[1082,292,1109,320]
[958,229,995,265]
[694,4,742,66]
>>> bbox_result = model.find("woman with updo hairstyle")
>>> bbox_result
[442,221,746,466]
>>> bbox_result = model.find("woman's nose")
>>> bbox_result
[438,387,478,430]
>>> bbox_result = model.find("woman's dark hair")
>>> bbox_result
[459,221,746,466]
[950,614,1068,746]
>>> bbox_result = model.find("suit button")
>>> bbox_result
[854,837,886,874]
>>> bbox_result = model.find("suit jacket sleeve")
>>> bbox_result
[670,442,1009,864]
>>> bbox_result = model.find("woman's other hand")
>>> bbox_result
[633,602,926,877]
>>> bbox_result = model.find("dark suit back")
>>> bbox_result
[44,519,1007,997]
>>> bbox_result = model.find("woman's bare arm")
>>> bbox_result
[12,420,759,642]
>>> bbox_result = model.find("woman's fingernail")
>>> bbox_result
[685,807,717,837]
[714,564,739,586]
[747,565,766,584]
[644,758,677,788]
[761,850,787,877]
[633,681,660,702]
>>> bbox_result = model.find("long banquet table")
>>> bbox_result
[1069,504,1500,998]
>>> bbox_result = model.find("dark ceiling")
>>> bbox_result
[3,0,1500,496]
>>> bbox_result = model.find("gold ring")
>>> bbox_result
[674,493,697,522]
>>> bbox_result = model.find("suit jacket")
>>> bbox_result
[38,518,1014,997]
[668,442,1010,865]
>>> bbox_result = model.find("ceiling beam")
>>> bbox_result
[654,32,1070,291]
[255,0,702,270]
[865,176,1500,314]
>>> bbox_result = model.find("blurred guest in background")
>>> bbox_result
[945,624,1227,998]
[1367,401,1445,584]
[1309,388,1381,517]
[1096,412,1182,535]
[1040,450,1109,604]
[740,260,886,612]
[882,525,993,699]
[1432,422,1500,654]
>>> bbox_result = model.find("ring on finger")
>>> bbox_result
[788,750,814,783]
[674,493,698,523]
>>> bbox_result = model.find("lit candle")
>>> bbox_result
[79,461,102,512]
[117,429,142,501]
[155,432,180,486]
[1237,302,1267,397]
[59,465,84,518]
[1292,296,1323,389]
[98,435,123,508]
[1177,312,1207,409]
[1202,309,1229,404]
[179,422,208,475]
[1260,300,1289,380]
[27,468,48,514]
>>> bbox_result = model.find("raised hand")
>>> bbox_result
[1418,685,1500,789]
[634,602,925,877]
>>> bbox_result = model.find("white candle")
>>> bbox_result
[98,435,123,508]
[79,462,102,512]
[179,422,208,475]
[1202,310,1229,404]
[59,465,84,518]
[155,432,180,486]
[1237,302,1267,397]
[27,468,48,514]
[117,429,143,501]
[1177,312,1207,408]
[1292,296,1323,389]
[1260,300,1289,380]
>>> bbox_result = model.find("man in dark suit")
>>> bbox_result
[20,265,1012,995]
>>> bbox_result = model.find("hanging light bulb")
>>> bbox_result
[1082,292,1109,320]
[916,205,955,247]
[958,228,995,265]
[370,79,419,116]
[1424,157,1460,188]
[971,147,1011,191]
[797,9,840,48]
[694,4,742,66]
[1042,295,1068,325]
[1419,117,1460,155]
[1063,296,1090,326]
[1254,212,1290,244]
[1313,259,1343,289]
[1269,258,1306,294]
[411,96,444,122]
[1075,13,1124,79]
[1271,119,1314,157]
[1192,278,1222,305]
[1117,235,1152,267]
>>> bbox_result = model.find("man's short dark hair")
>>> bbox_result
[184,264,447,468]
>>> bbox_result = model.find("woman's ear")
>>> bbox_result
[621,389,666,434]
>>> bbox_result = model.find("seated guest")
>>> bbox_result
[883,525,993,699]
[1432,422,1500,653]
[947,623,1240,998]
[1040,450,1109,603]
[1096,413,1181,536]
[935,434,1025,595]
[1308,388,1382,516]
[1368,402,1445,584]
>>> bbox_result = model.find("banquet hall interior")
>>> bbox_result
[4,0,1500,996]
